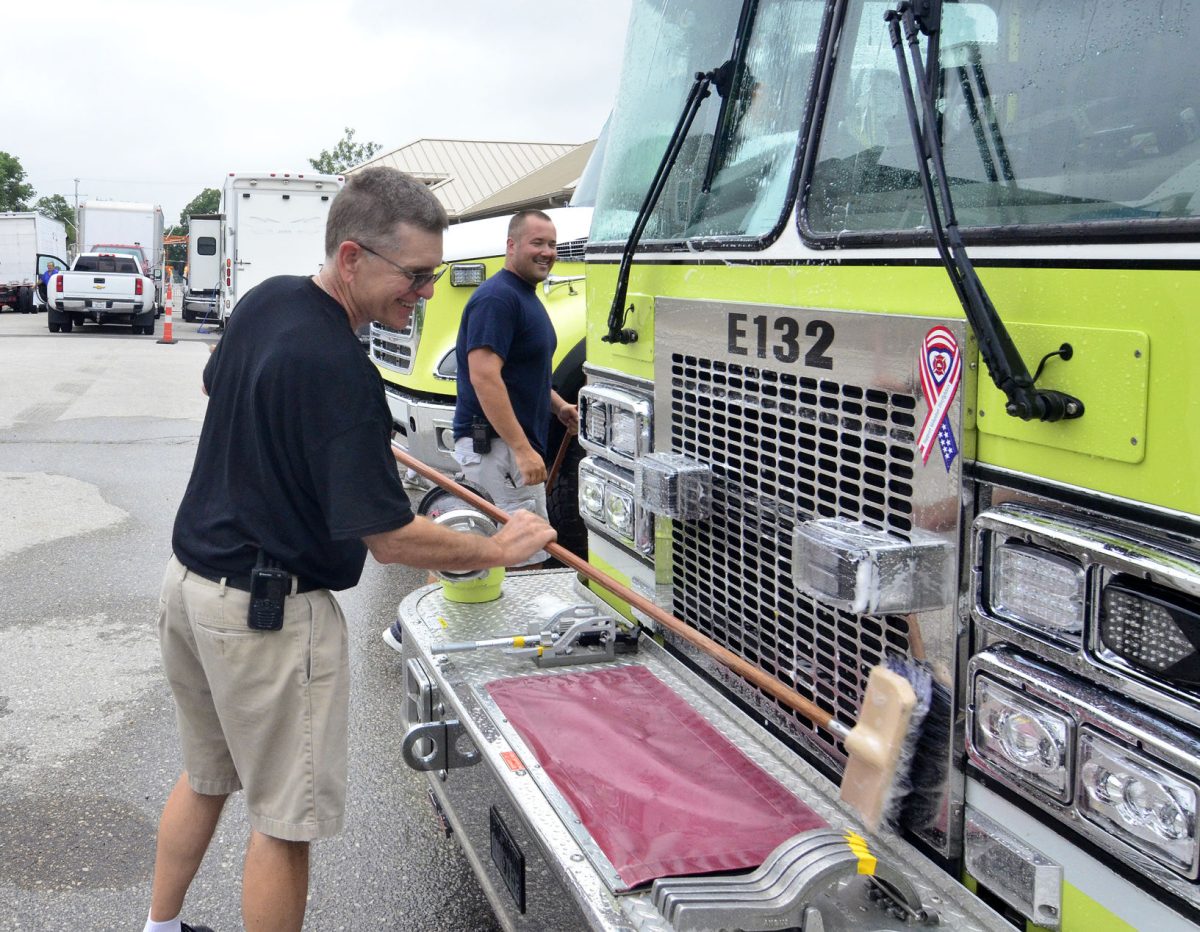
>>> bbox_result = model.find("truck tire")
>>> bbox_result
[60,318,73,333]
[48,322,60,333]
[546,439,587,559]
[17,288,33,314]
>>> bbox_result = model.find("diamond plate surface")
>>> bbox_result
[399,572,1010,931]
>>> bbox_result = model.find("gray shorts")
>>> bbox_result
[453,436,549,566]
[158,554,349,841]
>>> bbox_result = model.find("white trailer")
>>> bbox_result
[78,200,165,306]
[0,212,67,312]
[219,171,344,324]
[183,214,222,323]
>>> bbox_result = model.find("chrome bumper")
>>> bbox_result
[382,383,458,473]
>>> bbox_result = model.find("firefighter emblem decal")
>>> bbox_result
[917,326,961,471]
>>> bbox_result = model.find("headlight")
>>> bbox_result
[1078,728,1199,876]
[449,263,486,286]
[604,486,634,537]
[972,676,1073,801]
[583,402,608,446]
[987,541,1086,639]
[578,384,652,467]
[579,457,653,556]
[1098,577,1200,688]
[580,472,605,518]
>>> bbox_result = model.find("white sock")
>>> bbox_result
[143,911,182,932]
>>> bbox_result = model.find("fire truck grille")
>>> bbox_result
[370,319,417,374]
[669,353,918,760]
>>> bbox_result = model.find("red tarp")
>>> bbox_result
[487,665,826,889]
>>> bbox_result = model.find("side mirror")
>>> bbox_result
[154,269,162,280]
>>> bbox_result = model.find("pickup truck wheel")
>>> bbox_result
[48,322,60,333]
[60,319,73,333]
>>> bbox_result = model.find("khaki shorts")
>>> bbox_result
[158,554,349,841]
[453,436,549,565]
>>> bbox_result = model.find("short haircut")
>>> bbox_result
[507,209,553,241]
[325,167,449,258]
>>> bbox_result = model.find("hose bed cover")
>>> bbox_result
[487,665,827,889]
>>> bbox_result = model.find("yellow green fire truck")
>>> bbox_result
[393,1,1200,928]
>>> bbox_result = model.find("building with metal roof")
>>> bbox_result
[347,138,593,222]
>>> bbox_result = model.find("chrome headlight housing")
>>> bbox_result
[972,676,1073,802]
[578,456,653,556]
[1078,729,1199,875]
[578,384,652,468]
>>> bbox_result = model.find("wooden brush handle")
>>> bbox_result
[545,431,572,494]
[393,443,835,730]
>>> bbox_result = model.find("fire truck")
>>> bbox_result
[393,2,1200,928]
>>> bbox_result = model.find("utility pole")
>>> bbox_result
[73,178,80,256]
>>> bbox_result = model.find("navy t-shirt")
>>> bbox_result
[453,268,556,455]
[172,275,414,591]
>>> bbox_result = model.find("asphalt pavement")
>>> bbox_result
[0,310,500,931]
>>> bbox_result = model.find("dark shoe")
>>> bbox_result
[382,619,403,653]
[181,924,214,932]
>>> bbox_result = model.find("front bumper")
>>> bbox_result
[393,571,1012,931]
[52,298,148,312]
[382,383,458,473]
[183,292,218,315]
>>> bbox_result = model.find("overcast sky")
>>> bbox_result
[5,0,633,226]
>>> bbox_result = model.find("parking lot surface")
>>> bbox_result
[0,312,499,931]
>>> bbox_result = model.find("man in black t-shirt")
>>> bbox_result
[451,209,579,567]
[144,168,555,932]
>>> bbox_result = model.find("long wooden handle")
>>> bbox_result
[392,443,835,730]
[545,431,572,494]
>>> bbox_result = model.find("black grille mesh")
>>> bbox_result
[670,353,918,759]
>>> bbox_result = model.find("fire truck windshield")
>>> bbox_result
[807,0,1200,237]
[591,0,824,245]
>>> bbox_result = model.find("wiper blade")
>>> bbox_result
[886,1,1083,422]
[701,0,761,194]
[604,64,728,345]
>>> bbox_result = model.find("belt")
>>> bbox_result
[186,565,323,594]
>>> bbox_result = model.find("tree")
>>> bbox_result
[0,151,35,211]
[35,194,76,249]
[308,127,382,174]
[164,224,188,269]
[178,187,220,230]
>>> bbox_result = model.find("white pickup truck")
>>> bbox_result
[39,251,156,334]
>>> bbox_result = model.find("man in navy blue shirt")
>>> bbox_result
[452,210,578,566]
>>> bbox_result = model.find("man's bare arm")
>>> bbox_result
[364,509,555,570]
[468,347,546,484]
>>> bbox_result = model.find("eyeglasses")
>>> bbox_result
[353,241,447,289]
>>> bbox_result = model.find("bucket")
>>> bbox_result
[418,482,505,603]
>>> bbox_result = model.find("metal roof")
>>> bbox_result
[347,138,582,219]
[462,141,597,221]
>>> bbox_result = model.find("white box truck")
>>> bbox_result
[183,214,222,323]
[219,171,344,324]
[78,200,165,308]
[0,211,67,312]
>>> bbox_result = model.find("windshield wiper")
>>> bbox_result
[701,0,760,194]
[604,63,729,344]
[886,0,1084,422]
